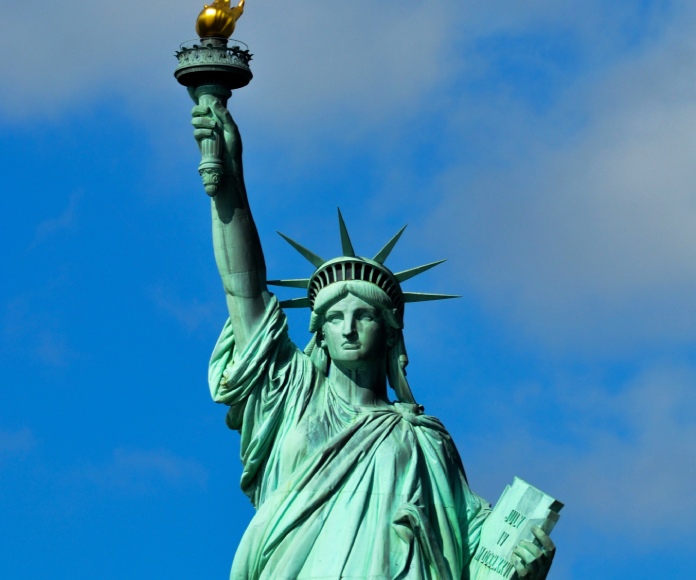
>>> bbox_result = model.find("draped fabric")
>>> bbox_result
[209,297,490,579]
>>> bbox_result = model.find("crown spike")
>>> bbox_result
[277,232,325,268]
[395,260,446,283]
[279,297,312,309]
[267,278,311,289]
[373,225,407,264]
[402,292,460,303]
[337,208,356,257]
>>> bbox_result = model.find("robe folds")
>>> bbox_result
[209,297,490,579]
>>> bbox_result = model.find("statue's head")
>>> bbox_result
[306,280,412,401]
[268,209,458,404]
[310,281,400,366]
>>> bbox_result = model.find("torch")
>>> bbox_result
[174,0,252,195]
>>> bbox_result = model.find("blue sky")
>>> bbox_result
[1,0,695,578]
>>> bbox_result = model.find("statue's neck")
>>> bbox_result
[329,359,389,407]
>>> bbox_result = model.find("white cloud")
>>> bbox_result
[5,0,695,358]
[0,0,644,128]
[0,0,192,118]
[425,3,696,354]
[240,1,455,130]
[0,0,455,121]
[458,365,696,544]
[560,366,696,541]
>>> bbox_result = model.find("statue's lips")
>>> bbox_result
[341,343,360,349]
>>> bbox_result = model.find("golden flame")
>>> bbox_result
[195,0,245,39]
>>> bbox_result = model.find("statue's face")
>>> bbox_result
[322,294,388,367]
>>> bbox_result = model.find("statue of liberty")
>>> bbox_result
[188,99,557,580]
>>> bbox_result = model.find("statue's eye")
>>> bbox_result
[326,313,343,324]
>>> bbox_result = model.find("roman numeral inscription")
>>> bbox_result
[472,546,516,578]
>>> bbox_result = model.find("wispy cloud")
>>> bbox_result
[555,366,696,540]
[35,331,74,368]
[0,0,653,126]
[28,191,81,251]
[150,286,219,331]
[424,2,696,355]
[71,448,208,494]
[0,428,36,457]
[1,296,76,368]
[459,364,696,544]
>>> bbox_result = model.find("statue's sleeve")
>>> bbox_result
[464,489,491,565]
[445,436,491,564]
[207,296,314,503]
[208,295,310,423]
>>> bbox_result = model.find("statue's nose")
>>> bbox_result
[341,316,357,337]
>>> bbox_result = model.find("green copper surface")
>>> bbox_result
[266,278,311,289]
[277,231,326,268]
[395,260,446,283]
[373,224,407,264]
[337,208,356,257]
[402,291,461,303]
[187,88,560,579]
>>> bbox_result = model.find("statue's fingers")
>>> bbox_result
[192,116,216,129]
[191,104,211,118]
[512,555,528,577]
[518,540,543,559]
[211,100,231,120]
[514,546,542,577]
[193,128,215,140]
[211,100,236,129]
[532,526,556,553]
[513,545,536,565]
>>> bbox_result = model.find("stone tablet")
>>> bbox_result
[470,477,563,579]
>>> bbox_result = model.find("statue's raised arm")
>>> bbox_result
[191,95,271,349]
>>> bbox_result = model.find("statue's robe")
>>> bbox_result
[209,297,490,579]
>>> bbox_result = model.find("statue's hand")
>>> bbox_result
[511,526,555,579]
[190,97,243,169]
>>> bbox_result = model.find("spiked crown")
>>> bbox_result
[268,209,458,314]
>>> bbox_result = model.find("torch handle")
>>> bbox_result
[195,85,232,196]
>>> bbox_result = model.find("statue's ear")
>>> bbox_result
[386,328,396,348]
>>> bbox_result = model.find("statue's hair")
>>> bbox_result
[304,280,415,404]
